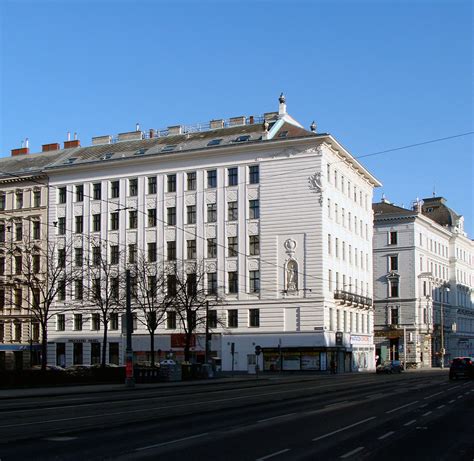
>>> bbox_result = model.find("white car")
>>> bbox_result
[160,359,176,366]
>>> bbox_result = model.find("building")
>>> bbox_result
[2,96,381,373]
[373,196,474,368]
[0,143,69,370]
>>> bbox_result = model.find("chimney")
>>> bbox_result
[42,143,60,152]
[11,147,29,156]
[64,139,81,149]
[149,129,156,139]
[168,125,182,135]
[117,131,143,142]
[229,116,246,126]
[210,119,224,130]
[278,92,287,116]
[92,135,112,145]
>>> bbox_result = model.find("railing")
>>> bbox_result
[334,289,372,308]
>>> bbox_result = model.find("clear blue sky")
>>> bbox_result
[1,0,472,234]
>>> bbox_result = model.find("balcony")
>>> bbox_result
[334,289,372,308]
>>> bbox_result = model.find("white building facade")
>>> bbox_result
[20,99,380,373]
[373,197,474,368]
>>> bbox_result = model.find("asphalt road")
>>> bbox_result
[0,370,472,460]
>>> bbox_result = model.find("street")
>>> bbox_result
[0,370,472,460]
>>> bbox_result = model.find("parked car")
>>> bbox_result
[376,360,403,374]
[160,359,176,366]
[449,357,474,380]
[29,365,66,372]
[65,365,93,377]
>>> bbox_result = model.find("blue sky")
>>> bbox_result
[1,0,472,234]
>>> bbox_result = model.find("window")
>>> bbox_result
[228,271,238,293]
[76,185,84,202]
[15,222,23,241]
[110,313,119,330]
[0,290,4,309]
[167,174,176,193]
[228,309,238,328]
[129,178,138,196]
[74,248,83,267]
[110,181,120,198]
[0,223,4,242]
[75,216,83,234]
[32,221,40,240]
[167,241,176,261]
[75,279,83,300]
[327,198,331,218]
[228,236,238,257]
[110,212,119,230]
[249,235,260,256]
[187,172,197,191]
[328,269,333,291]
[167,207,176,225]
[110,245,119,264]
[249,165,259,184]
[249,270,260,293]
[389,279,399,298]
[389,255,398,271]
[15,255,22,275]
[147,242,157,262]
[207,138,222,146]
[335,238,339,258]
[249,199,260,219]
[111,277,120,300]
[148,208,157,227]
[207,170,217,188]
[129,210,138,229]
[33,190,41,208]
[74,314,83,331]
[186,273,197,296]
[207,272,217,295]
[228,167,238,186]
[167,274,177,296]
[59,187,67,204]
[16,191,23,209]
[390,307,399,325]
[389,231,398,245]
[93,183,101,200]
[207,238,217,258]
[14,322,22,341]
[92,214,101,232]
[91,278,101,300]
[207,203,217,222]
[166,311,176,329]
[187,205,196,224]
[14,288,22,308]
[129,244,137,264]
[228,201,238,221]
[0,257,4,275]
[57,314,65,331]
[58,249,66,268]
[148,176,157,194]
[249,309,260,327]
[328,234,332,254]
[184,239,195,260]
[91,313,100,330]
[208,310,217,329]
[0,193,5,210]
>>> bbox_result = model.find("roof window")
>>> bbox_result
[101,153,114,160]
[234,135,251,143]
[207,139,223,147]
[161,145,177,152]
[278,131,289,138]
[64,157,78,165]
[134,148,147,156]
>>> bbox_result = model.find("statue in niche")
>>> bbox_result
[286,259,298,292]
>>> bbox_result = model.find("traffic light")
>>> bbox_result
[255,345,262,356]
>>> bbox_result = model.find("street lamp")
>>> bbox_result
[439,283,450,369]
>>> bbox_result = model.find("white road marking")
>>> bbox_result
[448,399,455,404]
[437,405,445,409]
[43,436,78,441]
[457,395,463,399]
[419,404,428,408]
[256,448,291,461]
[424,392,443,399]
[378,431,395,440]
[135,432,209,451]
[312,417,376,442]
[340,447,364,459]
[258,413,296,423]
[325,401,349,408]
[404,419,416,426]
[386,401,419,414]
[422,411,432,417]
[448,385,460,390]
[464,392,470,395]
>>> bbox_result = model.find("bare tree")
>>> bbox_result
[132,253,172,367]
[169,260,222,362]
[19,239,79,370]
[85,239,126,368]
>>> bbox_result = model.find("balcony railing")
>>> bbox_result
[334,289,373,308]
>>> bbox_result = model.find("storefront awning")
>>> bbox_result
[0,344,42,352]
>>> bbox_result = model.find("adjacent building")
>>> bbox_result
[373,196,474,367]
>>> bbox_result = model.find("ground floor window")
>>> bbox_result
[91,342,101,365]
[109,342,119,365]
[262,348,343,372]
[73,343,83,365]
[56,343,66,367]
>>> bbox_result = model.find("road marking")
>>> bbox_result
[312,417,376,442]
[386,401,419,414]
[135,432,209,451]
[378,431,395,440]
[258,413,296,423]
[448,385,460,390]
[424,392,443,400]
[340,447,364,459]
[457,395,463,399]
[419,404,428,408]
[422,411,432,417]
[448,399,455,404]
[437,405,445,409]
[325,401,349,408]
[404,419,416,426]
[256,448,290,460]
[43,436,78,442]
[464,392,470,395]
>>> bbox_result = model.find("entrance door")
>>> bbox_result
[247,354,256,374]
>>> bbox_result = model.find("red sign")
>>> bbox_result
[171,334,195,348]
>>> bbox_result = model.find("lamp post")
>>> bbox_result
[125,269,135,387]
[439,283,450,369]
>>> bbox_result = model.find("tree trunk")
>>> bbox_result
[184,332,192,362]
[41,324,48,371]
[150,331,155,367]
[101,321,108,368]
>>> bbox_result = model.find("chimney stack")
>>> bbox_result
[42,143,61,152]
[278,92,287,116]
[11,141,30,156]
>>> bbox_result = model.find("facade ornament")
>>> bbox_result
[285,259,298,292]
[284,238,297,256]
[308,171,324,206]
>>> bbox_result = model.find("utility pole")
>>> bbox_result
[403,325,407,370]
[205,299,210,364]
[125,269,135,387]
